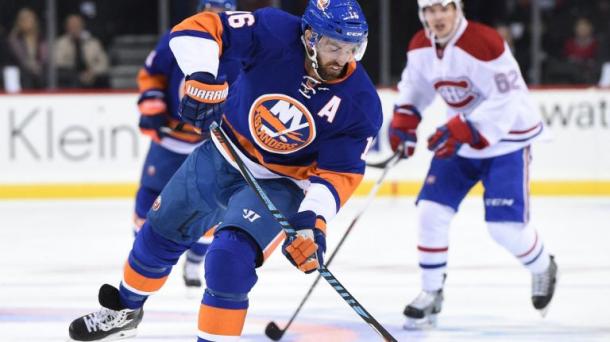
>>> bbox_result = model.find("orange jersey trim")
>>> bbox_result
[198,304,247,336]
[123,261,168,293]
[172,12,224,55]
[315,168,363,207]
[263,231,286,261]
[224,118,363,207]
[137,69,167,91]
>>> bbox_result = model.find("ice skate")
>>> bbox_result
[532,255,558,317]
[182,259,202,287]
[68,284,143,341]
[403,289,444,330]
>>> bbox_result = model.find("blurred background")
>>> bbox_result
[1,0,610,92]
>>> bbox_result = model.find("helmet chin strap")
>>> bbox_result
[301,35,327,82]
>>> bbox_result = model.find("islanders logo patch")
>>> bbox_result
[248,94,316,154]
[317,0,330,10]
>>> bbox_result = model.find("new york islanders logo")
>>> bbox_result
[249,94,316,154]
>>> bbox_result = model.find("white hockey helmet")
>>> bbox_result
[417,0,464,41]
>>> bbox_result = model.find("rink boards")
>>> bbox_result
[1,88,609,198]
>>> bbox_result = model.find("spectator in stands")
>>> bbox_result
[7,8,47,89]
[563,17,598,63]
[54,14,109,88]
[561,17,599,84]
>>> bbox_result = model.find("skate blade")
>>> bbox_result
[403,315,438,330]
[66,328,137,342]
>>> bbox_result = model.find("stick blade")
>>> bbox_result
[265,321,285,341]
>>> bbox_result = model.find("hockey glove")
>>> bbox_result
[179,72,228,131]
[427,113,489,158]
[282,211,326,274]
[138,89,168,143]
[389,105,422,159]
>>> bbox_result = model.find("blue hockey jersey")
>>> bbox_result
[169,8,382,221]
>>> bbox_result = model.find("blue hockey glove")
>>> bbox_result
[282,211,326,274]
[138,89,168,143]
[179,72,228,131]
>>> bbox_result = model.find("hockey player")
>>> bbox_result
[134,0,239,288]
[68,1,380,341]
[389,0,558,329]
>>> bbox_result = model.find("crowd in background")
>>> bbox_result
[0,0,609,91]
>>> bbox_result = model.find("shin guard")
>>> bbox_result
[197,229,258,341]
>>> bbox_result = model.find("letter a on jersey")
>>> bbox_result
[249,94,316,154]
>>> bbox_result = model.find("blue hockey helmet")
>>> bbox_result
[197,0,237,12]
[301,0,368,60]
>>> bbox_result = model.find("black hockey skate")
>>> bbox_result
[532,255,558,317]
[403,289,444,330]
[68,284,143,341]
[182,259,203,287]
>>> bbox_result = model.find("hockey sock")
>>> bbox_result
[197,229,258,341]
[417,200,454,291]
[487,222,550,274]
[119,222,190,308]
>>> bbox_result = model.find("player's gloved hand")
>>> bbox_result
[282,211,326,274]
[179,71,228,131]
[138,89,168,143]
[389,105,422,159]
[427,113,489,158]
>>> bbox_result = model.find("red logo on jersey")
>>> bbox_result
[249,94,316,154]
[317,0,330,10]
[433,78,482,110]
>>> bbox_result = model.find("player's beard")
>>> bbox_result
[317,60,348,81]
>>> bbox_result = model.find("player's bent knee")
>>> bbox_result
[486,222,524,245]
[418,200,455,229]
[204,229,259,295]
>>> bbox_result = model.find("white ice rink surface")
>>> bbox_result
[1,196,609,342]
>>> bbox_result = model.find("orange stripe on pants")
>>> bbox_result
[198,304,247,337]
[123,261,168,293]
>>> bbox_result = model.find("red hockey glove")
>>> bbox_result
[427,113,489,158]
[138,89,168,143]
[389,105,421,159]
[282,211,326,274]
[179,72,228,131]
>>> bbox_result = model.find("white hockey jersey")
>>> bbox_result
[396,19,545,158]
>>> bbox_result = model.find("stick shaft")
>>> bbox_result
[210,123,397,342]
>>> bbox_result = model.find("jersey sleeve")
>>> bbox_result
[137,32,172,92]
[299,93,383,222]
[395,54,436,113]
[465,46,528,146]
[169,8,295,77]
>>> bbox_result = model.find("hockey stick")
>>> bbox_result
[265,147,402,341]
[365,149,404,169]
[210,122,397,342]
